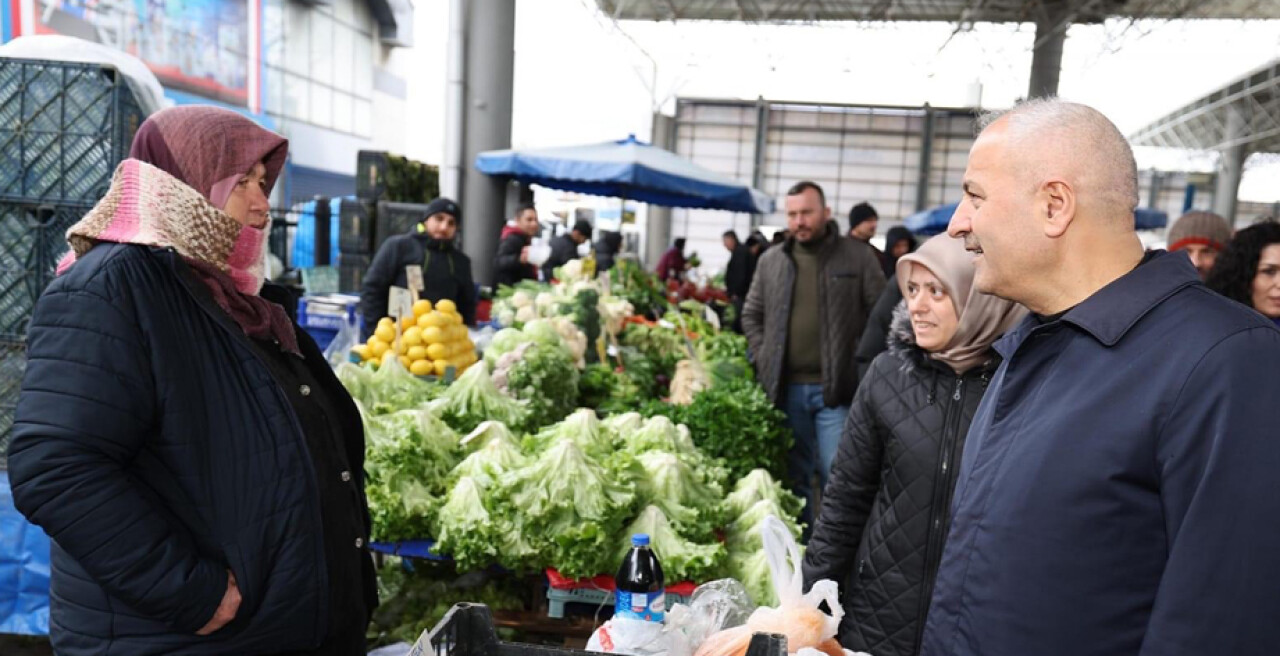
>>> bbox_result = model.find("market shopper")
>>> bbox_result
[848,201,880,242]
[493,203,541,287]
[804,234,1025,656]
[543,218,593,280]
[360,196,476,334]
[595,229,625,272]
[920,99,1280,656]
[657,237,689,281]
[6,106,377,654]
[881,225,918,279]
[742,181,886,529]
[723,230,754,331]
[1205,220,1280,326]
[1165,210,1233,279]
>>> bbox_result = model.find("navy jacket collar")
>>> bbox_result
[995,250,1200,358]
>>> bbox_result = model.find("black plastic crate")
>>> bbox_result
[339,197,373,255]
[0,202,90,336]
[339,252,371,293]
[0,333,27,470]
[356,150,389,202]
[0,58,146,205]
[375,201,429,253]
[413,604,787,656]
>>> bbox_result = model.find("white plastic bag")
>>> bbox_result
[587,617,667,656]
[694,515,845,656]
[665,579,755,656]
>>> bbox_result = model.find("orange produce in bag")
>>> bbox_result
[694,516,845,656]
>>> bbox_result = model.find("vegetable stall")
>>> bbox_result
[340,258,800,646]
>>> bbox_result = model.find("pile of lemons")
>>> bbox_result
[352,299,478,376]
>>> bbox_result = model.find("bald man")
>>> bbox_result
[919,99,1280,656]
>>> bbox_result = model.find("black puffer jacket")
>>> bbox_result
[802,302,997,656]
[9,244,376,655]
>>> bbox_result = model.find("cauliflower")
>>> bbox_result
[511,290,533,308]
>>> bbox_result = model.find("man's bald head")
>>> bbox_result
[978,99,1139,226]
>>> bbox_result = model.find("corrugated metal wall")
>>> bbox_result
[670,98,977,274]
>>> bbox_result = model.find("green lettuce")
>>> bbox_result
[523,408,613,457]
[498,438,635,577]
[432,362,529,434]
[634,450,726,540]
[363,409,461,542]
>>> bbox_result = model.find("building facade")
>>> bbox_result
[1,0,413,205]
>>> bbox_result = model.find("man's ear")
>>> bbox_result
[1042,179,1076,239]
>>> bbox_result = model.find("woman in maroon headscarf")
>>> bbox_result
[8,106,376,655]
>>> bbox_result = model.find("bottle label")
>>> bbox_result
[615,589,665,622]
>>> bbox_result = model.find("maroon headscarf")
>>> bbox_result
[130,106,298,354]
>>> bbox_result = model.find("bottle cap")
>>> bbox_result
[632,534,650,547]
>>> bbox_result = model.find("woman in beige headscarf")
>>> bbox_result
[801,234,1026,656]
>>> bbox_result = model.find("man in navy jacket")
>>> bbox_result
[920,99,1280,656]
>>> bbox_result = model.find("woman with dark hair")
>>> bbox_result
[8,106,376,654]
[1206,221,1280,326]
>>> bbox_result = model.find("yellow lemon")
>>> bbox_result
[374,323,396,344]
[416,313,433,329]
[454,324,470,341]
[435,299,457,314]
[426,343,449,361]
[463,350,478,365]
[400,315,417,332]
[424,312,448,328]
[402,326,424,346]
[377,316,394,329]
[423,326,446,345]
[393,339,409,355]
[369,338,389,359]
[399,355,413,369]
[412,299,433,317]
[433,359,450,377]
[410,359,434,376]
[351,344,370,360]
[446,311,463,326]
[407,345,428,361]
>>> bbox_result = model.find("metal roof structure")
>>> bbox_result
[595,0,1280,23]
[1129,59,1280,155]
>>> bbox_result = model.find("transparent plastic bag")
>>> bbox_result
[665,579,755,656]
[695,515,844,656]
[324,306,360,368]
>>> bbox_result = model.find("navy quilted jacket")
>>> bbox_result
[803,303,996,656]
[7,243,371,655]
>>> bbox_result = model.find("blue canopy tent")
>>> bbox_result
[904,203,1169,236]
[475,135,774,214]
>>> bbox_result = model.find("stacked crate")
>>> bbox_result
[0,58,146,466]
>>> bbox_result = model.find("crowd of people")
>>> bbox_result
[5,99,1280,656]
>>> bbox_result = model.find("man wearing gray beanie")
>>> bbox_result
[1165,210,1232,280]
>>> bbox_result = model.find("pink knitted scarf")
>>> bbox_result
[58,158,299,355]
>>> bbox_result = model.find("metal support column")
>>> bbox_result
[915,105,935,212]
[751,97,769,227]
[441,0,466,200]
[646,111,677,267]
[1212,105,1247,226]
[1028,1,1069,99]
[460,0,515,286]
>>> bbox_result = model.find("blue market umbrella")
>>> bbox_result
[905,203,1170,235]
[903,203,959,236]
[475,135,774,214]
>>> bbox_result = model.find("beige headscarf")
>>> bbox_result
[897,234,1028,374]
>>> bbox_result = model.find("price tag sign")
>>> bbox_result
[405,265,424,292]
[388,286,414,321]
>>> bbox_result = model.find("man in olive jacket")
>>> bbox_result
[742,181,886,526]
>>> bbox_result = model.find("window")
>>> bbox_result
[262,0,376,137]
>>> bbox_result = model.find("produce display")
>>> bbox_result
[340,256,802,639]
[351,299,478,376]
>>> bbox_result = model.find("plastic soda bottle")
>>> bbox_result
[614,533,665,622]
